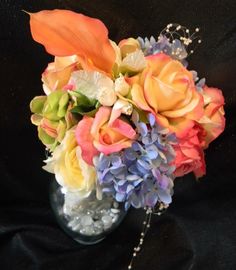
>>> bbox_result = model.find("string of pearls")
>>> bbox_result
[128,203,168,269]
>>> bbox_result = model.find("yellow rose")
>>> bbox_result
[43,128,96,197]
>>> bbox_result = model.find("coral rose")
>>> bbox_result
[173,124,206,178]
[198,85,225,148]
[75,106,137,165]
[130,53,204,137]
[43,128,96,197]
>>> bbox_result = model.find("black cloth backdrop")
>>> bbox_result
[1,0,236,269]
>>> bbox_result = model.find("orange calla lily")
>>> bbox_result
[28,9,115,74]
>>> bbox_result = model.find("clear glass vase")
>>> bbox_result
[50,180,127,245]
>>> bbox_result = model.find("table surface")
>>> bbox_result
[0,1,236,269]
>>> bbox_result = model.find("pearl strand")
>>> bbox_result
[128,207,153,269]
[128,203,169,269]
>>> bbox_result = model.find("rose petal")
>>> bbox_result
[75,116,99,165]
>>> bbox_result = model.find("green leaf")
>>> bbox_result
[69,90,100,117]
[70,104,99,117]
[70,90,97,107]
[95,101,101,109]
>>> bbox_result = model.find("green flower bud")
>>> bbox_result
[30,90,76,151]
[30,96,47,114]
[43,90,69,121]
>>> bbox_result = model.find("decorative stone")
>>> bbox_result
[109,212,115,217]
[68,219,79,228]
[50,182,127,244]
[111,208,120,214]
[84,226,95,236]
[94,226,103,234]
[113,202,119,209]
[102,215,113,227]
[86,210,95,216]
[94,221,103,229]
[112,215,119,223]
[79,228,86,234]
[81,216,93,227]
[72,223,82,232]
[60,189,125,237]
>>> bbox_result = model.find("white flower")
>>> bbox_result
[69,70,117,106]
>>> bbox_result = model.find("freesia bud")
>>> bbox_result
[114,99,133,115]
[114,76,130,96]
[97,87,117,106]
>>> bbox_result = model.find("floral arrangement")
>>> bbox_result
[29,10,225,269]
[28,10,225,263]
[29,9,225,210]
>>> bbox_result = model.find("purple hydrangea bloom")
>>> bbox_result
[94,112,176,210]
[137,35,188,65]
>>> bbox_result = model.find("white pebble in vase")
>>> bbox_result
[102,215,113,229]
[81,215,93,227]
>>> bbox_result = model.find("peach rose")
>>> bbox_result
[42,55,79,95]
[75,106,137,165]
[130,53,204,137]
[173,124,206,178]
[198,85,225,148]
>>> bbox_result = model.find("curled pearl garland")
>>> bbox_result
[159,23,201,56]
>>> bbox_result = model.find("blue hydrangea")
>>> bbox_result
[191,70,206,92]
[94,112,176,210]
[137,35,188,65]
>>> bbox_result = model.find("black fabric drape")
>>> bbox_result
[1,1,236,269]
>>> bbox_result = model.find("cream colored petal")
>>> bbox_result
[114,75,130,96]
[69,70,114,101]
[120,50,146,72]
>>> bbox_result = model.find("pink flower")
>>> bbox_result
[173,124,206,178]
[198,86,225,148]
[75,106,137,165]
